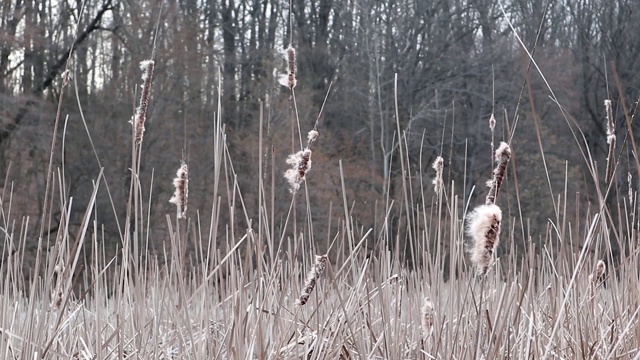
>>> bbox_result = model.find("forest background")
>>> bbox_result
[0,0,638,272]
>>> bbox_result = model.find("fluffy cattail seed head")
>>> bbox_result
[133,60,155,145]
[421,297,435,338]
[432,156,444,194]
[169,162,189,219]
[51,263,66,309]
[307,130,319,143]
[61,70,71,87]
[278,45,297,89]
[485,142,511,205]
[284,149,312,193]
[605,100,614,138]
[604,99,616,183]
[296,255,328,306]
[589,260,606,288]
[467,204,502,275]
[286,46,296,75]
[628,172,633,206]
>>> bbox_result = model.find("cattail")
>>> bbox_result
[628,172,633,206]
[284,148,312,193]
[467,204,502,275]
[421,297,435,338]
[605,100,614,138]
[286,46,296,75]
[589,260,606,289]
[296,255,328,306]
[432,156,444,194]
[604,99,616,183]
[489,113,496,150]
[278,45,297,89]
[61,69,71,87]
[51,263,65,309]
[489,113,496,131]
[132,60,155,145]
[307,130,319,144]
[485,142,511,205]
[169,162,188,219]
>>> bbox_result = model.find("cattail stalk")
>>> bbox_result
[296,255,328,306]
[485,142,511,205]
[604,99,616,184]
[169,162,189,219]
[132,60,155,145]
[432,156,444,195]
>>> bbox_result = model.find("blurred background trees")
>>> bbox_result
[0,0,638,263]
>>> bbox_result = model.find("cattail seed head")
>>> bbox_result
[605,99,614,138]
[467,204,502,275]
[51,263,65,309]
[596,260,606,278]
[628,172,633,206]
[589,260,606,288]
[284,149,312,193]
[604,99,616,183]
[421,297,435,338]
[61,69,71,87]
[307,130,319,143]
[287,46,296,71]
[278,74,297,89]
[296,255,328,306]
[485,142,511,205]
[133,60,155,145]
[169,162,188,219]
[432,156,444,194]
[278,45,297,89]
[489,113,496,131]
